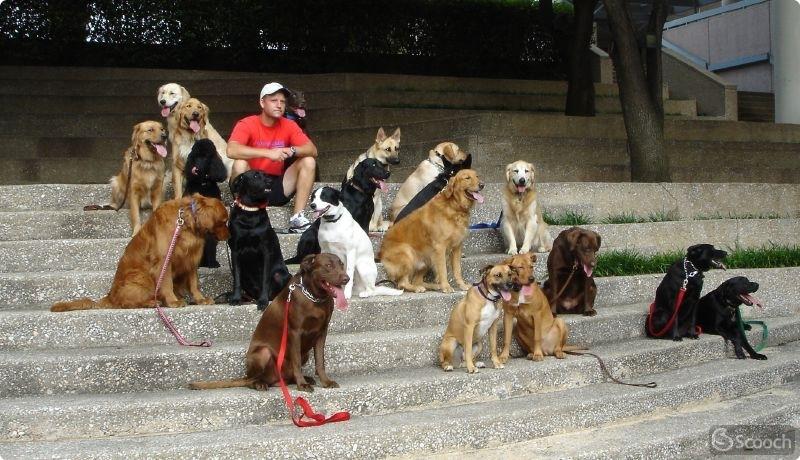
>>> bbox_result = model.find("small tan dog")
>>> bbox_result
[157,83,232,183]
[439,263,515,373]
[379,169,484,293]
[390,142,469,221]
[500,160,552,255]
[109,120,168,235]
[344,127,401,231]
[499,252,582,363]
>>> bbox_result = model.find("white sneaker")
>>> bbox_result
[288,211,311,233]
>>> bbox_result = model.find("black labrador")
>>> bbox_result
[227,170,291,310]
[184,139,228,268]
[285,158,390,264]
[697,276,767,360]
[393,153,472,223]
[646,243,728,341]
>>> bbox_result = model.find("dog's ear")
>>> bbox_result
[528,252,538,264]
[201,102,210,117]
[505,163,514,182]
[375,127,387,143]
[566,228,582,251]
[208,152,228,183]
[592,231,602,249]
[479,264,493,279]
[390,127,401,141]
[180,85,190,100]
[299,254,316,275]
[230,173,245,196]
[442,144,454,160]
[461,153,472,170]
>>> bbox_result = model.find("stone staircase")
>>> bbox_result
[3,65,800,185]
[0,180,799,458]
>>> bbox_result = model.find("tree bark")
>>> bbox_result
[646,0,669,118]
[603,0,671,182]
[565,0,599,116]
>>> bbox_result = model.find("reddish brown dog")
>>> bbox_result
[190,253,350,392]
[542,227,602,316]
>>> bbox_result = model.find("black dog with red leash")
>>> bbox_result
[646,244,728,340]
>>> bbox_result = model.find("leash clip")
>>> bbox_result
[176,208,185,227]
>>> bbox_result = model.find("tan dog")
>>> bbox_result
[170,98,211,199]
[344,127,401,231]
[158,83,232,182]
[500,160,553,254]
[500,252,582,363]
[379,169,484,293]
[390,142,469,221]
[439,263,515,373]
[52,195,230,312]
[109,121,168,235]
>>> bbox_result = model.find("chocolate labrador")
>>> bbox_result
[190,253,350,391]
[542,227,602,316]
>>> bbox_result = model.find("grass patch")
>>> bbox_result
[600,210,680,224]
[695,212,789,220]
[543,209,590,226]
[594,244,800,277]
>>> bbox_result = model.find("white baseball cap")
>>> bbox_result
[260,82,290,99]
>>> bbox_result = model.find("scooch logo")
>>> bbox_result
[710,425,796,456]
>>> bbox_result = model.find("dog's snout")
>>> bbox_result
[518,178,526,185]
[478,182,485,190]
[192,111,200,117]
[159,99,166,105]
[341,274,351,285]
[161,132,168,140]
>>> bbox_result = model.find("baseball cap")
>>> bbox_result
[260,82,290,99]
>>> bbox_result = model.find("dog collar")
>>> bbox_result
[474,280,501,302]
[322,212,343,223]
[684,259,699,278]
[347,180,366,194]
[289,276,323,303]
[427,157,445,173]
[234,199,268,212]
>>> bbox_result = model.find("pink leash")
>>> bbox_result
[153,207,212,347]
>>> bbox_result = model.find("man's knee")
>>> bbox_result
[232,159,249,179]
[296,156,316,174]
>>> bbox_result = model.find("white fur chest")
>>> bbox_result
[476,299,502,339]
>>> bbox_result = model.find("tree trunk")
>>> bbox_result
[646,0,669,118]
[565,0,599,116]
[603,0,671,182]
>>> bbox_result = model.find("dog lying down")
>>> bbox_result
[697,276,767,360]
[310,187,403,299]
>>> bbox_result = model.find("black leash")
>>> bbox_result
[565,350,658,388]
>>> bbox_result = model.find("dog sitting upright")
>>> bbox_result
[439,263,515,373]
[227,170,291,310]
[285,158,391,264]
[646,244,728,341]
[542,227,602,316]
[309,187,403,299]
[500,160,552,254]
[184,139,228,268]
[344,127,401,231]
[696,276,767,359]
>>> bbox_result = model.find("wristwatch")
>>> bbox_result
[289,146,297,156]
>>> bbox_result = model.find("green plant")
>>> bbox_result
[543,210,590,226]
[600,213,646,224]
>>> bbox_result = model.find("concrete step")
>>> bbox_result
[1,182,796,221]
[435,380,800,459]
[2,294,794,352]
[1,311,796,399]
[0,113,243,137]
[0,335,790,444]
[2,218,798,274]
[2,339,798,457]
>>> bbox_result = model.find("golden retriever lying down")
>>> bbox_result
[379,169,484,293]
[109,120,168,236]
[51,195,230,312]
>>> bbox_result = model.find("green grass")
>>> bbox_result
[600,210,680,224]
[594,244,800,277]
[542,209,590,226]
[694,212,789,220]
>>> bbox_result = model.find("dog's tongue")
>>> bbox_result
[741,293,765,309]
[378,180,388,193]
[154,144,168,158]
[190,120,200,133]
[500,290,512,302]
[470,191,485,204]
[161,106,170,118]
[583,264,594,277]
[332,286,348,311]
[516,185,526,193]
[522,284,534,297]
[295,108,306,118]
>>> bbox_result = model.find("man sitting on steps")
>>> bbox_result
[227,82,318,233]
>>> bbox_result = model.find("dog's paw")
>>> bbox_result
[492,359,505,369]
[321,380,339,388]
[743,324,753,331]
[441,285,455,293]
[499,352,510,364]
[165,299,186,308]
[475,361,486,368]
[303,376,317,385]
[506,248,518,255]
[672,336,683,342]
[227,294,242,305]
[253,382,270,391]
[443,364,454,372]
[519,246,531,254]
[256,300,269,310]
[686,334,700,340]
[466,365,479,374]
[296,383,314,393]
[554,351,566,359]
[752,353,768,360]
[457,282,470,291]
[582,309,597,317]
[527,353,544,362]
[196,296,214,305]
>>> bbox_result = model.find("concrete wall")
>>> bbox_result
[662,48,737,119]
[719,62,772,92]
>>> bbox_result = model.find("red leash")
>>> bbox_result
[647,287,687,337]
[275,285,350,427]
[153,206,212,347]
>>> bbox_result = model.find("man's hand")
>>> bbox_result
[266,148,293,161]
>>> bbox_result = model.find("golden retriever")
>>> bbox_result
[379,169,484,293]
[500,160,552,254]
[344,127,401,232]
[158,84,232,186]
[108,120,168,236]
[390,141,469,221]
[51,195,230,312]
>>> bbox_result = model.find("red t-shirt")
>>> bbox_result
[228,115,310,176]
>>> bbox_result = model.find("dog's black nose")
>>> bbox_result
[161,132,168,140]
[160,99,166,105]
[192,112,199,117]
[519,178,526,185]
[478,182,485,190]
